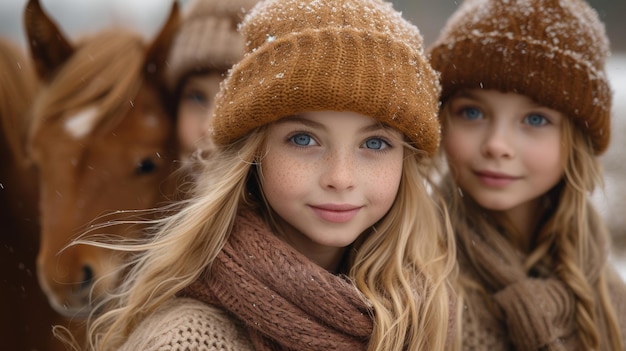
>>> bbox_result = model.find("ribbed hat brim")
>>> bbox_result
[430,35,612,154]
[213,28,441,156]
[166,18,245,90]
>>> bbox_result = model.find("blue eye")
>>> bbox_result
[363,137,389,150]
[525,113,548,126]
[462,107,482,120]
[183,90,209,106]
[290,133,314,146]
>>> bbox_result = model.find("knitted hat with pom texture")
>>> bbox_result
[211,0,442,156]
[429,0,612,154]
[165,0,258,91]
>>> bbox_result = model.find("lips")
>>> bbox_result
[474,170,519,187]
[310,204,361,223]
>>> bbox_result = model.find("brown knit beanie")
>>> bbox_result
[211,0,442,156]
[165,0,258,91]
[429,0,612,154]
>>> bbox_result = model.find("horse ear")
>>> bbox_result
[143,1,181,85]
[23,0,74,81]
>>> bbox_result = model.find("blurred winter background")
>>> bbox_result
[1,0,624,277]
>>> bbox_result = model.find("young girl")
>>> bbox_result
[165,0,257,162]
[428,0,626,349]
[85,0,456,350]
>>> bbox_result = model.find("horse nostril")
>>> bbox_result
[80,265,94,290]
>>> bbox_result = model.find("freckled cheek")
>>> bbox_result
[364,159,403,204]
[443,132,471,167]
[525,141,564,176]
[261,155,313,196]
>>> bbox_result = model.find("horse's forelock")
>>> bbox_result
[29,29,150,142]
[0,39,39,163]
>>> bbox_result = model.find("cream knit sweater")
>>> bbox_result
[120,298,254,350]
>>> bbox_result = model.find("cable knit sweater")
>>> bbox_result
[120,297,254,351]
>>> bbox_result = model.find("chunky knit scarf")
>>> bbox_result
[459,220,606,350]
[183,210,373,351]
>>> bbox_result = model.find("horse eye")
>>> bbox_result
[135,158,157,175]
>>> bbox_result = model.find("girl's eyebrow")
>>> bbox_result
[275,115,324,129]
[276,114,389,133]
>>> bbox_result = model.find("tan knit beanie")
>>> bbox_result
[429,0,612,154]
[165,0,258,91]
[211,0,442,156]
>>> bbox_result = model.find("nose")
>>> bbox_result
[320,150,355,191]
[481,125,514,159]
[80,264,95,290]
[37,258,96,317]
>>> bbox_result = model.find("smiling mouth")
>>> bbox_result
[474,171,518,187]
[310,206,361,223]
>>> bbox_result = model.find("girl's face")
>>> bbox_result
[260,111,404,270]
[176,72,222,157]
[444,89,565,220]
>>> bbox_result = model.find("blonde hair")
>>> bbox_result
[83,124,457,350]
[439,103,623,351]
[352,148,457,350]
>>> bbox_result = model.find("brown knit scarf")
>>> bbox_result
[183,210,373,351]
[459,220,606,350]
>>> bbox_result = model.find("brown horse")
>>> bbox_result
[0,38,39,240]
[24,0,181,319]
[0,36,69,351]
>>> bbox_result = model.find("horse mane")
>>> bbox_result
[29,29,149,145]
[0,38,38,164]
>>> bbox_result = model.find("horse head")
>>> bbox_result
[24,0,181,317]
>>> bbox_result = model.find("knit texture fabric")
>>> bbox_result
[428,0,612,154]
[165,0,257,91]
[211,0,441,156]
[183,210,373,351]
[120,297,254,350]
[465,230,580,350]
[452,217,626,351]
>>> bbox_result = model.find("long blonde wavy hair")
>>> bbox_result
[439,104,623,351]
[82,124,457,351]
